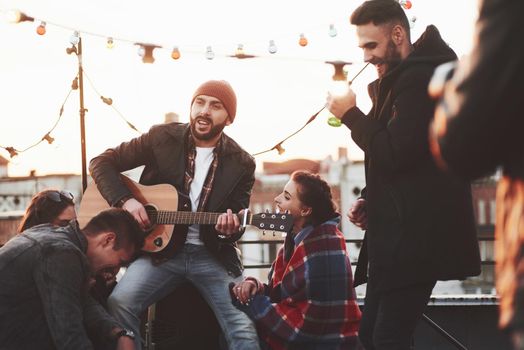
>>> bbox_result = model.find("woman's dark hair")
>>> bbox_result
[350,0,411,40]
[18,189,75,232]
[291,170,338,226]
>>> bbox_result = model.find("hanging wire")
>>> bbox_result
[252,62,370,157]
[1,7,359,63]
[82,69,142,134]
[0,83,75,157]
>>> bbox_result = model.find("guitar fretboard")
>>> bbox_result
[147,210,250,225]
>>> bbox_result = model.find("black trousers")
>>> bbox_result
[359,280,436,350]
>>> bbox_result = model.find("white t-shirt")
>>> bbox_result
[185,146,215,245]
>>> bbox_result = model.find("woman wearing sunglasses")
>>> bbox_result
[18,190,76,232]
[231,170,362,349]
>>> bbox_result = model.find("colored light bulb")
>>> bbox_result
[171,47,181,60]
[106,37,114,49]
[298,33,308,47]
[36,21,46,35]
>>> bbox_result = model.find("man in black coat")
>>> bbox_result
[327,1,481,348]
[89,80,259,349]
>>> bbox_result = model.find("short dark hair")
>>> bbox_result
[82,208,144,251]
[291,171,338,227]
[18,189,75,232]
[350,0,410,40]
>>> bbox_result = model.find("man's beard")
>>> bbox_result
[374,40,402,78]
[190,116,227,141]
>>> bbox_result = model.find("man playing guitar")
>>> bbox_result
[89,80,260,350]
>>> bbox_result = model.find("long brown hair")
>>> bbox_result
[18,190,75,233]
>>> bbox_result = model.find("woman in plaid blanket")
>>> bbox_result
[231,170,362,349]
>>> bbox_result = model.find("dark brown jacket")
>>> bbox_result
[343,26,481,292]
[89,122,256,276]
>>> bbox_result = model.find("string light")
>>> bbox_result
[136,43,159,63]
[298,33,308,47]
[5,8,379,63]
[328,24,337,38]
[205,46,215,60]
[71,77,78,90]
[106,37,114,49]
[82,69,142,134]
[42,133,55,144]
[410,16,417,29]
[235,44,244,56]
[100,96,113,105]
[5,9,34,23]
[0,84,75,159]
[399,0,413,10]
[36,21,46,35]
[69,31,80,45]
[6,147,18,158]
[229,44,255,59]
[171,46,181,60]
[268,40,277,54]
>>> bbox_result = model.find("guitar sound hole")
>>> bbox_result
[144,204,159,228]
[154,237,163,247]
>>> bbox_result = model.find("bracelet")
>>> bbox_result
[115,195,133,208]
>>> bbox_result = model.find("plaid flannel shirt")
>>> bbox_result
[237,217,362,349]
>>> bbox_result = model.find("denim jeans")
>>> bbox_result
[107,244,260,350]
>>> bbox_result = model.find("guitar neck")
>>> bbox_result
[147,210,249,225]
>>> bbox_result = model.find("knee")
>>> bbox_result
[107,289,139,315]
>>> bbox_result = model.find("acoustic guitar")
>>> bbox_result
[78,175,293,254]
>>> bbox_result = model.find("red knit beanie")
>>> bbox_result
[191,80,237,122]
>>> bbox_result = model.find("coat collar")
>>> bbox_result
[373,25,457,87]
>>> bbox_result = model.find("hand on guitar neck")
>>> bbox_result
[122,197,241,237]
[215,208,242,237]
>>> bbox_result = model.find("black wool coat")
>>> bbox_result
[342,26,481,292]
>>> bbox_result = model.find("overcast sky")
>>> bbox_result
[0,0,479,176]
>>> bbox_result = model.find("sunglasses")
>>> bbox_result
[45,190,75,203]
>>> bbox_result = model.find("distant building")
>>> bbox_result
[0,155,8,178]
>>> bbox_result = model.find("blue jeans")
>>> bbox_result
[107,244,260,350]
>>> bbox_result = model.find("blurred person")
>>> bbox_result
[429,0,524,348]
[89,80,259,349]
[17,189,76,232]
[231,171,362,349]
[0,208,144,350]
[326,1,481,348]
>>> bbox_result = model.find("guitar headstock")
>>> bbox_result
[251,213,293,233]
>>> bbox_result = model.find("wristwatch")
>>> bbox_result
[115,328,136,340]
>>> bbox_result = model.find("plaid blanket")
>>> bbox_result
[237,218,362,349]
